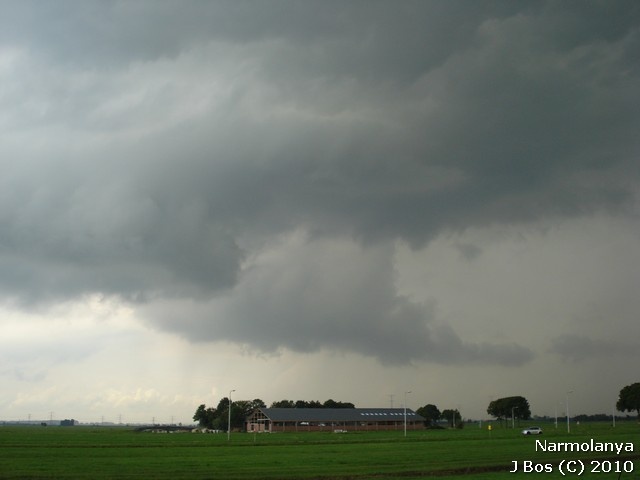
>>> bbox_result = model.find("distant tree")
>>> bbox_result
[270,399,295,408]
[269,399,355,409]
[230,400,253,430]
[249,398,266,410]
[617,383,640,417]
[487,396,531,426]
[211,397,232,431]
[210,397,260,431]
[575,413,613,422]
[193,404,216,429]
[323,399,355,408]
[216,397,231,412]
[441,409,461,428]
[416,404,441,427]
[195,398,266,432]
[234,400,252,416]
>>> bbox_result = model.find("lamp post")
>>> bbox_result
[403,391,412,437]
[612,402,616,428]
[511,406,518,429]
[566,391,573,434]
[228,389,235,441]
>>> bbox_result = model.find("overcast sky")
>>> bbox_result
[1,0,640,424]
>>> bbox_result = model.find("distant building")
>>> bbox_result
[245,408,425,433]
[60,419,77,426]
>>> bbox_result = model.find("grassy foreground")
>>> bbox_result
[0,422,638,479]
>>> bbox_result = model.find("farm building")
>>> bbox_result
[245,408,425,433]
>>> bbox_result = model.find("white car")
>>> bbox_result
[522,426,543,435]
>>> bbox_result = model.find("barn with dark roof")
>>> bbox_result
[245,408,425,433]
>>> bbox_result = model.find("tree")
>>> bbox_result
[195,397,266,432]
[487,396,531,426]
[193,404,216,429]
[210,397,232,431]
[441,409,461,428]
[323,399,340,408]
[616,382,640,417]
[416,404,441,427]
[323,399,355,408]
[230,400,252,430]
[216,397,231,412]
[249,398,267,410]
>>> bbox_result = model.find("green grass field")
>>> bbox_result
[0,422,638,479]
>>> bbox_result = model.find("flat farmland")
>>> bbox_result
[0,422,638,479]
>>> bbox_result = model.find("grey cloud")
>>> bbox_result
[142,238,533,366]
[454,243,482,261]
[1,1,639,365]
[0,205,243,306]
[0,1,516,68]
[548,334,640,362]
[201,1,640,246]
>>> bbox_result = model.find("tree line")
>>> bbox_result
[481,382,640,427]
[193,382,640,431]
[269,399,356,409]
[414,404,463,428]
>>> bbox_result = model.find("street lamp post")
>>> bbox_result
[612,402,616,428]
[566,391,573,434]
[403,391,412,437]
[511,407,518,429]
[228,389,236,441]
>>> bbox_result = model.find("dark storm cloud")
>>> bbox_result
[1,1,639,364]
[142,238,533,366]
[0,1,510,68]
